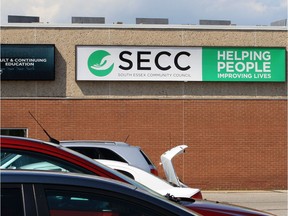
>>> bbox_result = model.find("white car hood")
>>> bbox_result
[160,145,188,187]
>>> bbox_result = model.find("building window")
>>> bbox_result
[0,128,28,137]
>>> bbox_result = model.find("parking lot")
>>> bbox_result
[203,190,288,216]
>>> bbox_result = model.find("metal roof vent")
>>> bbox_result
[270,19,287,26]
[8,15,39,23]
[199,19,231,25]
[72,17,105,24]
[136,18,169,24]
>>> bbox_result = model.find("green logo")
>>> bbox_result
[88,50,114,77]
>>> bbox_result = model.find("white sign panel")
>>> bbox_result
[76,46,202,81]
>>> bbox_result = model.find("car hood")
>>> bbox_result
[180,198,272,216]
[160,145,188,187]
[158,187,200,198]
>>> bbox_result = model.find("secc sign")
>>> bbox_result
[76,46,286,82]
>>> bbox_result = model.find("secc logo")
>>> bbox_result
[88,50,114,77]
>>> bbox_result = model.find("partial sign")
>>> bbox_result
[1,44,55,80]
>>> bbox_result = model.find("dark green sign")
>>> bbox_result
[1,44,55,80]
[202,47,286,82]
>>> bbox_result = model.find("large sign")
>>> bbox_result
[76,46,286,82]
[1,44,55,80]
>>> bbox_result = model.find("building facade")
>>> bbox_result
[1,23,287,190]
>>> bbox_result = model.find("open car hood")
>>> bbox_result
[160,145,188,187]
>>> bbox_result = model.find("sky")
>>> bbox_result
[0,0,287,26]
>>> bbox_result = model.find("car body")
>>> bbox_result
[0,136,273,216]
[60,140,158,175]
[1,170,199,216]
[96,159,203,199]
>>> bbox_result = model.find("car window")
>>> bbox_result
[0,149,92,174]
[45,188,170,216]
[140,150,154,166]
[115,169,135,180]
[1,187,24,216]
[69,147,126,163]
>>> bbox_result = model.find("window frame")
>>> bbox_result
[0,128,28,137]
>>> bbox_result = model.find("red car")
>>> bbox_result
[0,135,127,182]
[0,136,273,216]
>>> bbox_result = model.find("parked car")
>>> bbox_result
[60,140,158,175]
[0,135,130,183]
[96,159,203,199]
[0,136,273,216]
[1,170,199,216]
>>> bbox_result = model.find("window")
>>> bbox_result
[45,188,166,216]
[69,147,126,162]
[0,128,27,137]
[1,187,24,216]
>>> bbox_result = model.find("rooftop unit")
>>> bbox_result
[136,18,168,24]
[270,19,287,26]
[8,15,39,23]
[199,19,231,25]
[72,17,105,24]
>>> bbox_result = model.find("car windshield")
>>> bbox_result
[1,153,23,168]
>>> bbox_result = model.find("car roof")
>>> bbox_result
[59,140,154,172]
[60,140,132,147]
[1,169,136,190]
[1,135,59,147]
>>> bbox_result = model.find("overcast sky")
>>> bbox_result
[1,0,287,26]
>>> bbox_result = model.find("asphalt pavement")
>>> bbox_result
[202,190,287,216]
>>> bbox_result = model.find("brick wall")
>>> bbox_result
[1,99,287,190]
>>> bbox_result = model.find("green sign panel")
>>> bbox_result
[202,47,286,82]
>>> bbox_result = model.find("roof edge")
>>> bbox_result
[1,23,287,31]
